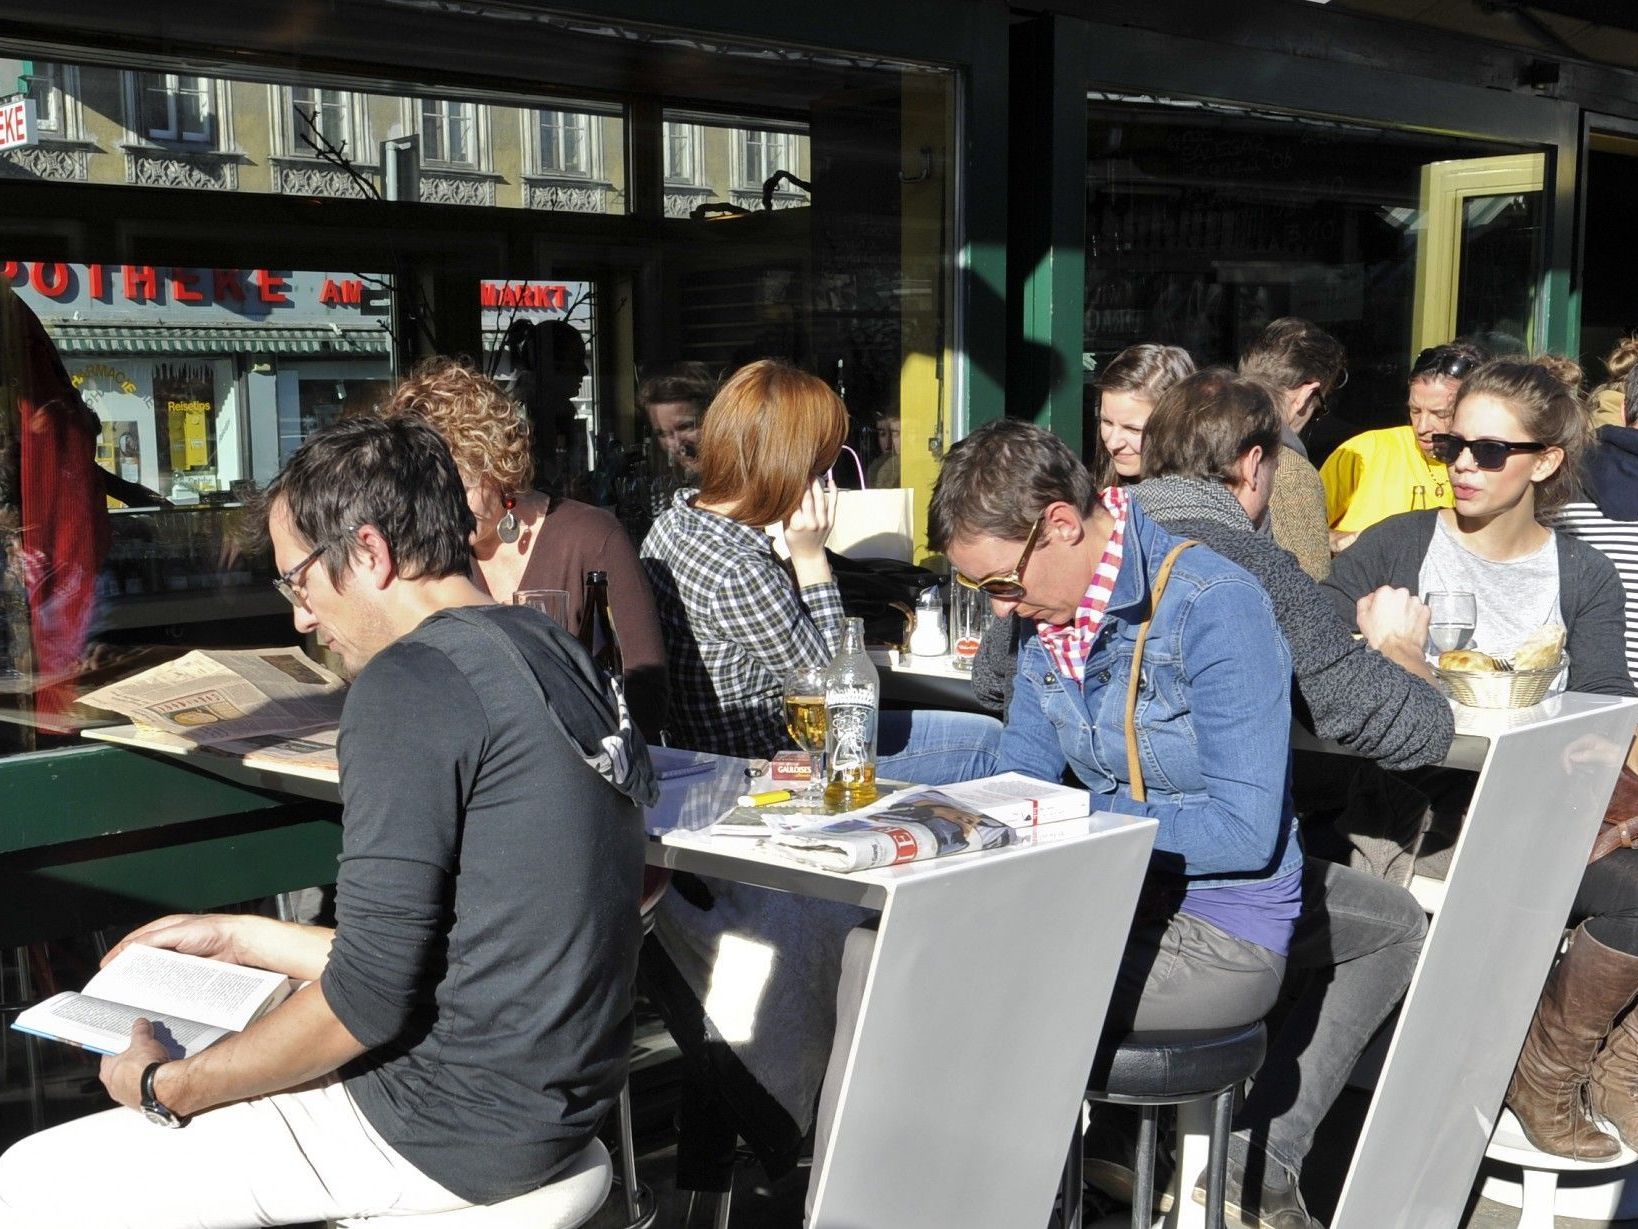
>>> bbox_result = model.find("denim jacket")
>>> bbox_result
[998,500,1300,889]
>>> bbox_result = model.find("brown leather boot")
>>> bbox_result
[1506,926,1638,1159]
[1591,1008,1638,1148]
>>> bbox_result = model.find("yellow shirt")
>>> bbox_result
[1319,425,1453,534]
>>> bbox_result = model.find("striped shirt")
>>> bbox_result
[1037,487,1129,684]
[640,490,846,759]
[1548,500,1638,689]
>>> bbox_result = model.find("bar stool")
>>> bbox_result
[330,1138,611,1228]
[1082,1021,1267,1229]
[600,866,673,1229]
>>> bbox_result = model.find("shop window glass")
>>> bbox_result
[0,13,959,758]
[0,260,395,754]
[660,110,810,215]
[1083,94,1539,451]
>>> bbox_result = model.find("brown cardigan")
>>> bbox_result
[517,497,669,740]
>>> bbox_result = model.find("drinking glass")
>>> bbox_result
[949,583,995,672]
[783,665,828,800]
[1425,590,1477,655]
[513,588,570,627]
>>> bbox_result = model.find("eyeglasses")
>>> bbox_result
[1412,348,1478,382]
[955,517,1043,600]
[273,530,353,607]
[1428,433,1548,470]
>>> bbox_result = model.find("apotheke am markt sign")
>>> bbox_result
[0,95,38,152]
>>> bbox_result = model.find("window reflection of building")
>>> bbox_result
[537,110,592,176]
[420,98,478,167]
[290,86,352,152]
[137,72,215,143]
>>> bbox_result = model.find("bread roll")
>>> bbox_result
[1438,649,1501,672]
[1512,625,1567,671]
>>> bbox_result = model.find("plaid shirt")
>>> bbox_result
[1037,487,1129,684]
[640,490,846,759]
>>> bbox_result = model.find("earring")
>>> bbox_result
[497,494,521,544]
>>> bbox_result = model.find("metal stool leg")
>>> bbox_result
[1131,1104,1158,1229]
[1203,1087,1234,1229]
[610,1081,656,1228]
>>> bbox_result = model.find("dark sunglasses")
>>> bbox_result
[955,517,1043,600]
[1428,433,1547,470]
[1412,348,1478,382]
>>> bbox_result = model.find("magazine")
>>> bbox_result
[766,789,1019,872]
[80,647,345,747]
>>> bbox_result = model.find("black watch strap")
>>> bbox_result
[139,1060,185,1128]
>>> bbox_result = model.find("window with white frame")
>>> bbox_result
[420,98,477,166]
[290,86,354,155]
[537,109,593,176]
[738,128,794,189]
[24,62,66,135]
[663,121,699,184]
[137,72,215,144]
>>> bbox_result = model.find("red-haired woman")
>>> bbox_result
[640,359,999,1176]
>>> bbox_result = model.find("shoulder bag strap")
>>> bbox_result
[1123,541,1197,803]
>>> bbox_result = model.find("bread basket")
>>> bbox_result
[1433,653,1567,709]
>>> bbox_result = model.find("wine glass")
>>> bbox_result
[513,589,570,627]
[783,665,828,801]
[1425,591,1477,655]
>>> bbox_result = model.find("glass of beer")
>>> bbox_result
[513,588,570,627]
[783,665,828,801]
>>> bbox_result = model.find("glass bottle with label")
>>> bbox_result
[823,617,880,809]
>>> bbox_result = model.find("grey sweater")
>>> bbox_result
[973,477,1455,771]
[1323,508,1635,700]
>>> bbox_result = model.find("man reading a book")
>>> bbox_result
[0,415,653,1227]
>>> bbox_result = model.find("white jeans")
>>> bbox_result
[0,1076,471,1228]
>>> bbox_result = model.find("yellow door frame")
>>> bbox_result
[1412,152,1546,356]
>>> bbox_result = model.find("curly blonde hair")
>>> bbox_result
[378,357,534,494]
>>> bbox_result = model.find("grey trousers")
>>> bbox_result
[806,907,1285,1222]
[1231,857,1426,1182]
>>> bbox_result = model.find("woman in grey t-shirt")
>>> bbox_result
[1325,358,1638,1163]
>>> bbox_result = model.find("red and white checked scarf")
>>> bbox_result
[1036,487,1129,684]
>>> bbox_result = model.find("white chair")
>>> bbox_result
[1480,1109,1638,1229]
[332,1137,611,1229]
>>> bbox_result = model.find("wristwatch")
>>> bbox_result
[139,1061,186,1128]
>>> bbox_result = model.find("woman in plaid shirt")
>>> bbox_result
[640,359,1000,1177]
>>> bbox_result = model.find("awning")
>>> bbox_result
[42,322,392,358]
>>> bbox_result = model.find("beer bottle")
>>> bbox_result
[581,570,623,682]
[823,617,880,809]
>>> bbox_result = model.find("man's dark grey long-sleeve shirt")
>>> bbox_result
[320,605,646,1203]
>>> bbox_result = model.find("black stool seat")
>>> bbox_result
[1089,1021,1267,1101]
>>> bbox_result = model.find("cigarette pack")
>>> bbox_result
[769,751,814,782]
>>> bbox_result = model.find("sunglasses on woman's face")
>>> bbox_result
[1428,432,1548,470]
[954,517,1043,600]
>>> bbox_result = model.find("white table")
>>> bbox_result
[89,727,1159,1229]
[1296,692,1638,1229]
[649,753,1159,1228]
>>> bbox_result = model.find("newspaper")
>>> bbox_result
[211,728,341,776]
[766,789,1018,872]
[80,648,345,747]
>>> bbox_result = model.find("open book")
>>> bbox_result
[12,945,294,1059]
[79,647,345,747]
